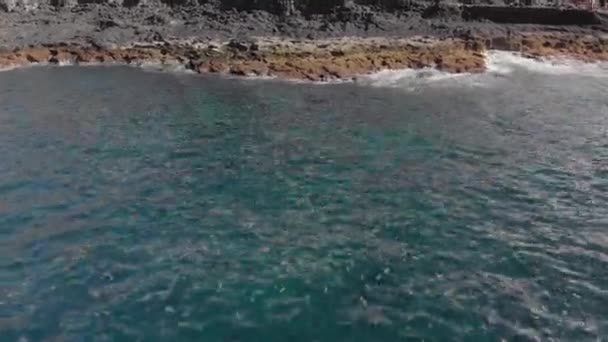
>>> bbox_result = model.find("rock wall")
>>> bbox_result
[217,0,346,14]
[1,0,40,11]
[1,0,426,12]
[462,6,601,25]
[0,0,504,13]
[0,0,601,28]
[206,0,419,14]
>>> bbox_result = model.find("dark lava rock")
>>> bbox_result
[227,38,253,51]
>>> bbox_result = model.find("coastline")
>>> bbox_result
[1,33,607,81]
[1,2,608,81]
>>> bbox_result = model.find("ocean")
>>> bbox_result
[1,54,607,340]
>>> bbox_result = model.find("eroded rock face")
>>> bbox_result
[217,0,347,14]
[462,6,601,25]
[0,0,421,11]
[0,0,40,11]
[356,0,414,9]
[0,0,337,11]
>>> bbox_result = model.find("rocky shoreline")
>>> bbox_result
[1,1,608,80]
[1,32,607,81]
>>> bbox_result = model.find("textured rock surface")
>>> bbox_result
[2,34,607,80]
[0,0,424,11]
[1,0,607,81]
[2,0,606,48]
[462,6,601,25]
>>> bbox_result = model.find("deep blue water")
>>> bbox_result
[1,62,608,341]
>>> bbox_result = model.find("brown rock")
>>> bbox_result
[1,34,607,82]
[25,49,50,63]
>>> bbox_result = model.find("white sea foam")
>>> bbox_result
[0,60,199,76]
[354,50,608,89]
[355,67,471,89]
[0,64,25,72]
[485,50,608,77]
[139,62,196,74]
[238,73,353,85]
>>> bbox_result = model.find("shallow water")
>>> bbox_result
[1,59,608,341]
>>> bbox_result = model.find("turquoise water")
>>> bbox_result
[1,64,608,341]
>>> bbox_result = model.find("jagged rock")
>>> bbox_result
[50,0,78,7]
[227,38,254,51]
[3,34,608,80]
[0,0,39,11]
[98,19,122,30]
[276,0,296,15]
[144,13,170,25]
[216,0,348,15]
[0,0,16,11]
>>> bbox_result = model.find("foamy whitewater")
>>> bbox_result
[357,50,608,89]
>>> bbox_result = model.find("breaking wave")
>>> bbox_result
[355,68,469,89]
[356,50,608,89]
[485,50,608,76]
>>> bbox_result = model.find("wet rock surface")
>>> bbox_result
[1,33,607,80]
